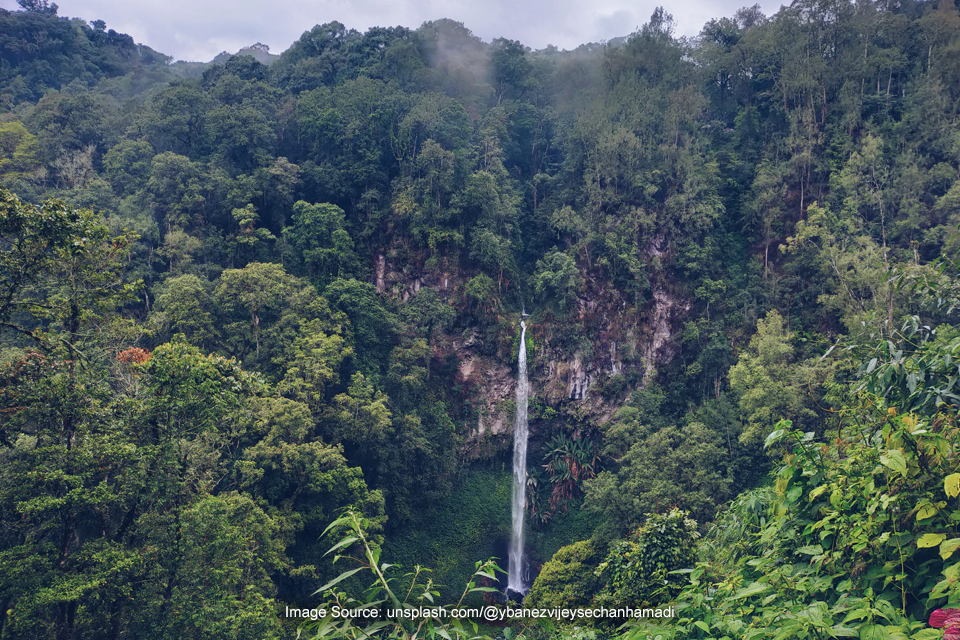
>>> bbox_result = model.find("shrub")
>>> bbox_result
[596,508,698,606]
[525,538,604,610]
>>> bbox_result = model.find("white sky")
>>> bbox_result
[0,0,787,62]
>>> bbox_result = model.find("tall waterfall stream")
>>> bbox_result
[508,321,529,594]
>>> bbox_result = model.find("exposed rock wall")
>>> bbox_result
[372,249,689,458]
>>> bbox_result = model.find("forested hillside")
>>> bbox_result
[1,0,960,637]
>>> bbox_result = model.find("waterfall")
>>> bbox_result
[508,321,529,594]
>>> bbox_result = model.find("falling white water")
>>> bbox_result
[508,321,529,594]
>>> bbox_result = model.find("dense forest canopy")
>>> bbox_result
[1,0,960,637]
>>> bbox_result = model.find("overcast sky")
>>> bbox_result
[0,0,787,62]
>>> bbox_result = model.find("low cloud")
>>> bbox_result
[0,0,786,60]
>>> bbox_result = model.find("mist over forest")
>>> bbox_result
[1,0,960,638]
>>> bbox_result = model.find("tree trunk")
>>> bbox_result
[0,596,10,637]
[55,601,77,640]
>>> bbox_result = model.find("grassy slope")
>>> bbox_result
[384,464,599,604]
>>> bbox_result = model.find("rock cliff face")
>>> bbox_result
[373,250,688,458]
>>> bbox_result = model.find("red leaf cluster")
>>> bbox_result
[116,347,151,364]
[930,609,960,640]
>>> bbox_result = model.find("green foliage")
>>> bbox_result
[380,467,512,602]
[303,510,503,640]
[528,434,601,525]
[526,539,605,611]
[401,288,456,344]
[283,200,360,289]
[657,408,960,640]
[584,390,747,532]
[463,273,502,323]
[0,9,169,109]
[277,317,351,412]
[0,122,41,181]
[596,509,699,607]
[101,139,154,197]
[153,273,216,346]
[323,278,397,381]
[4,1,960,635]
[588,422,734,530]
[533,250,581,311]
[213,261,317,369]
[855,316,960,417]
[0,337,383,639]
[230,203,276,264]
[728,310,820,447]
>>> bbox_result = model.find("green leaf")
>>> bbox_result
[843,608,872,624]
[831,489,843,509]
[732,582,772,599]
[880,450,908,476]
[917,533,947,548]
[945,473,960,498]
[910,630,943,640]
[941,538,960,560]
[356,621,389,639]
[321,514,353,537]
[694,621,711,633]
[809,485,829,500]
[917,503,938,521]
[859,624,889,640]
[323,536,358,557]
[797,545,824,555]
[930,578,952,599]
[764,429,786,449]
[313,566,365,594]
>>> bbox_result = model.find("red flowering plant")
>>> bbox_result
[931,609,960,640]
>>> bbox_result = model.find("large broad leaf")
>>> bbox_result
[945,473,960,498]
[764,429,786,449]
[859,624,889,640]
[880,450,908,476]
[831,490,844,509]
[930,577,952,599]
[941,538,960,560]
[917,533,947,549]
[916,502,938,521]
[732,582,772,599]
[797,545,824,555]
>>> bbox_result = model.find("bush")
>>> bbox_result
[525,538,605,610]
[596,509,698,606]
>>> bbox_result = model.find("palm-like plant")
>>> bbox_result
[526,466,552,528]
[540,434,602,513]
